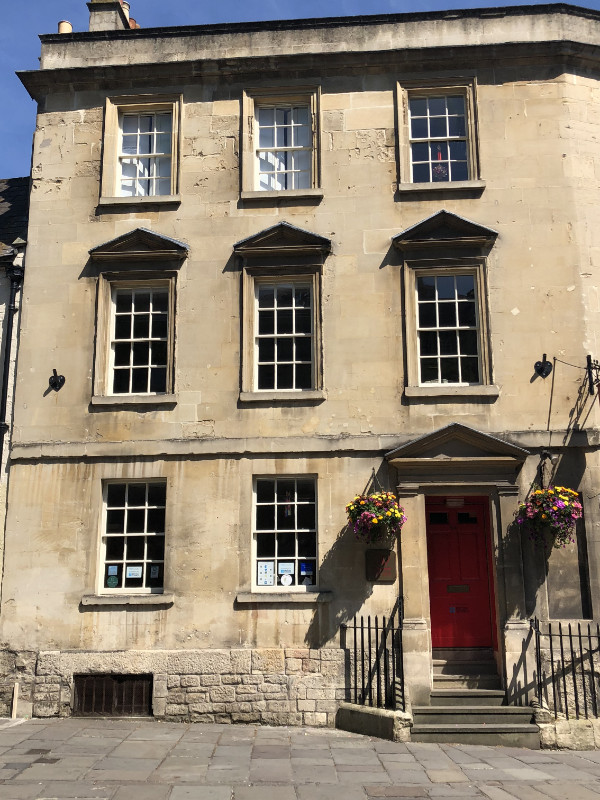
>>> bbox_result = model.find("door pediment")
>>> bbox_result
[385,423,528,487]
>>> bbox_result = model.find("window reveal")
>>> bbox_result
[255,283,313,391]
[102,482,166,592]
[111,287,169,394]
[254,478,317,588]
[409,95,468,183]
[416,274,480,385]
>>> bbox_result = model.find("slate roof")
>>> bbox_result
[0,177,29,260]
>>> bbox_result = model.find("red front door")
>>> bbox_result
[426,497,495,648]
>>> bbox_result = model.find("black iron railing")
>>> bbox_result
[341,599,405,711]
[531,617,600,719]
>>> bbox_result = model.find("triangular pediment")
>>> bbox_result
[386,424,529,462]
[392,211,497,251]
[234,222,331,257]
[89,228,189,261]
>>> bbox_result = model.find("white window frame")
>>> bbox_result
[252,476,318,593]
[100,94,182,205]
[403,258,492,391]
[93,274,176,402]
[241,87,322,198]
[99,480,167,595]
[397,79,482,192]
[118,110,174,198]
[240,266,323,401]
[253,278,314,392]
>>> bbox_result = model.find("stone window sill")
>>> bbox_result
[81,592,174,607]
[240,189,324,202]
[235,591,332,605]
[239,390,325,404]
[98,195,181,208]
[405,384,500,400]
[397,180,485,194]
[91,394,178,408]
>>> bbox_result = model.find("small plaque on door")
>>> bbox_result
[447,584,470,593]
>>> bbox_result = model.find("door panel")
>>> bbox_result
[427,498,494,648]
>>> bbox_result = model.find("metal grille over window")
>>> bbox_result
[256,283,313,390]
[257,106,312,190]
[409,96,468,182]
[120,112,172,197]
[112,288,169,394]
[255,477,317,588]
[416,274,480,385]
[103,482,166,592]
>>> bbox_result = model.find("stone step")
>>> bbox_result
[432,647,495,663]
[433,673,502,689]
[413,705,534,726]
[430,689,506,707]
[410,722,540,748]
[433,660,498,675]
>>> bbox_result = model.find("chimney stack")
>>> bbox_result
[87,0,131,32]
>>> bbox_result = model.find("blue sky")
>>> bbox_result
[1,0,599,178]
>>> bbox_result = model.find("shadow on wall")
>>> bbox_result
[304,462,397,649]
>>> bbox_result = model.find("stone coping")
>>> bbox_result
[235,591,332,604]
[80,592,175,606]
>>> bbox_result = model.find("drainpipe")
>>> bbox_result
[0,242,25,467]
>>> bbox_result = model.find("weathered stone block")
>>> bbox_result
[297,699,316,711]
[252,649,284,674]
[199,674,221,686]
[230,649,252,674]
[210,685,236,703]
[165,704,188,716]
[181,675,200,688]
[285,658,303,673]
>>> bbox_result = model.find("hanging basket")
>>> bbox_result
[515,485,582,552]
[346,491,406,544]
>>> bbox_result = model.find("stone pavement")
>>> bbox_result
[1,718,600,800]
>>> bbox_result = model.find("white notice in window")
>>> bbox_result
[257,561,275,586]
[126,566,143,579]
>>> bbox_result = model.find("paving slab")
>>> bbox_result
[170,788,233,800]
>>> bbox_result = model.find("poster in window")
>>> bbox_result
[278,562,294,575]
[257,561,275,586]
[107,565,119,576]
[126,566,143,579]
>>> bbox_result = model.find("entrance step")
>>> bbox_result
[411,689,540,748]
[410,722,540,748]
[430,689,506,707]
[433,672,502,689]
[433,647,494,663]
[432,649,501,690]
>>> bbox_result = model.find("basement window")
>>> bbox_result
[73,674,153,716]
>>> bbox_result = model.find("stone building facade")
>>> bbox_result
[1,1,600,726]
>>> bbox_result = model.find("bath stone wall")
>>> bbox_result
[33,648,346,725]
[0,648,37,717]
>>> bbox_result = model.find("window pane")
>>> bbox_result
[410,118,428,139]
[411,141,429,162]
[458,302,477,327]
[258,310,274,335]
[409,97,427,116]
[259,126,274,148]
[139,115,153,133]
[419,331,438,356]
[299,560,316,585]
[122,115,138,134]
[104,563,123,589]
[295,287,311,308]
[107,484,126,507]
[295,338,312,362]
[295,309,311,334]
[146,563,164,589]
[295,364,312,389]
[132,368,148,393]
[134,293,150,312]
[133,315,150,339]
[258,107,274,126]
[156,134,171,155]
[127,536,145,560]
[106,536,124,560]
[149,368,166,393]
[447,95,465,115]
[438,304,456,327]
[459,329,478,355]
[114,342,131,367]
[277,287,293,307]
[256,480,275,503]
[113,370,130,394]
[122,136,138,156]
[461,357,480,383]
[277,531,296,557]
[420,358,438,384]
[277,503,295,530]
[450,161,468,181]
[297,503,315,530]
[277,566,296,586]
[439,330,458,355]
[128,484,147,506]
[151,341,168,367]
[417,277,435,301]
[277,480,295,502]
[256,505,275,531]
[440,357,460,383]
[418,303,436,328]
[146,507,165,534]
[258,364,275,389]
[428,97,446,115]
[106,509,125,534]
[152,314,168,339]
[298,532,317,557]
[456,275,475,299]
[126,508,145,533]
[412,163,430,182]
[277,309,293,334]
[133,341,150,366]
[258,287,275,308]
[124,566,144,589]
[429,117,447,138]
[436,276,455,300]
[257,532,275,557]
[258,338,275,362]
[146,535,165,561]
[296,480,315,502]
[277,338,293,362]
[277,363,294,389]
[114,315,131,340]
[148,483,166,506]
